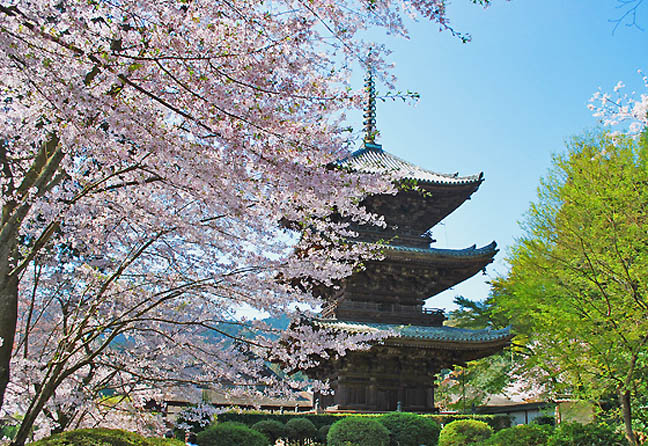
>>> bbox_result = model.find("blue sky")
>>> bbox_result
[350,0,648,311]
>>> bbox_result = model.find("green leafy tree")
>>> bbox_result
[546,422,626,446]
[495,131,648,445]
[435,295,519,411]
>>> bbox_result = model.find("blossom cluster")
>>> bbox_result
[589,70,648,135]
[0,0,485,441]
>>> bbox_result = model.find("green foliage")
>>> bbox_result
[251,420,287,443]
[285,418,317,445]
[495,131,648,444]
[146,439,184,446]
[327,417,390,446]
[216,411,335,429]
[425,414,511,432]
[532,416,556,426]
[436,360,513,411]
[196,422,269,446]
[486,423,552,446]
[0,424,18,441]
[438,419,493,446]
[215,409,510,432]
[29,429,159,446]
[546,422,626,446]
[377,412,440,446]
[436,295,519,410]
[447,296,508,330]
[317,425,331,443]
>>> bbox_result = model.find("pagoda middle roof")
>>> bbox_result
[314,318,512,344]
[339,145,483,186]
[386,241,498,259]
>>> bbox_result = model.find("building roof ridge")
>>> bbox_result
[339,146,483,185]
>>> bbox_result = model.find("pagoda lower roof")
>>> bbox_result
[338,145,483,186]
[313,318,512,345]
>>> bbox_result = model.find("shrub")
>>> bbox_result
[0,424,18,441]
[196,422,269,446]
[30,428,157,446]
[215,410,510,431]
[147,439,184,446]
[327,417,390,446]
[378,412,440,446]
[285,418,317,446]
[487,423,552,446]
[251,420,287,444]
[438,419,493,446]
[426,415,511,432]
[317,425,331,443]
[546,422,626,446]
[532,415,556,426]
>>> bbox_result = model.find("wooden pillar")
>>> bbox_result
[426,385,435,411]
[336,381,348,407]
[368,377,377,407]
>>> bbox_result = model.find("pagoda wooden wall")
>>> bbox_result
[316,346,450,412]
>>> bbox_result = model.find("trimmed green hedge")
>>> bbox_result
[487,423,552,446]
[30,429,170,446]
[378,412,441,446]
[251,420,287,443]
[216,410,511,431]
[196,422,269,446]
[317,424,331,443]
[438,419,493,446]
[285,418,317,445]
[327,417,390,446]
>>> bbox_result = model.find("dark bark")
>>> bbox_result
[0,134,62,413]
[0,236,18,412]
[620,389,639,446]
[11,370,63,446]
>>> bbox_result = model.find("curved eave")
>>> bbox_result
[384,241,498,261]
[313,319,513,348]
[338,146,483,187]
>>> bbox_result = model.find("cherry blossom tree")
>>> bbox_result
[1,0,493,443]
[589,70,648,135]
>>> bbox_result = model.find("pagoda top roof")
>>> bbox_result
[339,144,483,186]
[314,318,512,344]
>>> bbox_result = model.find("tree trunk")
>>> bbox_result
[620,389,639,446]
[0,134,63,413]
[11,371,63,446]
[0,235,18,412]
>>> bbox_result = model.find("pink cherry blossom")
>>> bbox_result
[0,0,492,443]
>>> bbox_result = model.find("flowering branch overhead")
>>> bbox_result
[0,0,494,442]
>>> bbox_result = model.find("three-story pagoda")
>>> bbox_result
[304,72,512,412]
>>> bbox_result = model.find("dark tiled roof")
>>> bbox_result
[338,145,483,186]
[314,319,512,343]
[387,241,498,258]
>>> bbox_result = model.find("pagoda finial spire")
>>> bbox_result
[363,54,381,149]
